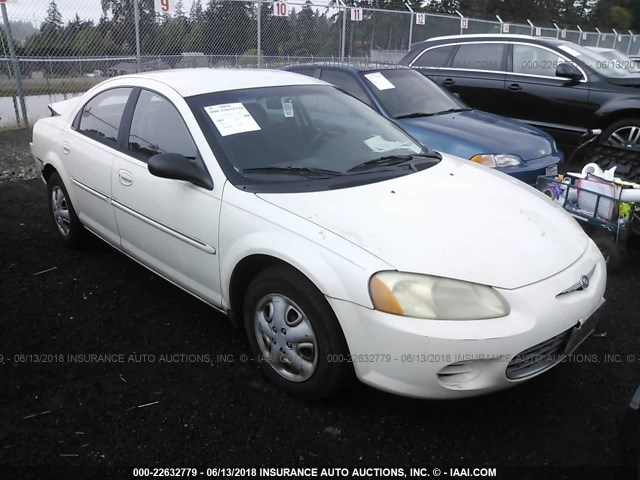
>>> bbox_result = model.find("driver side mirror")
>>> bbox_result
[556,63,582,83]
[148,152,213,190]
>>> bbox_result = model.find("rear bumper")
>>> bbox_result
[498,152,565,185]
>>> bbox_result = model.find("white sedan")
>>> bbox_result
[31,68,606,400]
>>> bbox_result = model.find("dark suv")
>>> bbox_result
[401,34,640,154]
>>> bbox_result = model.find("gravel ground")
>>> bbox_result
[0,129,639,479]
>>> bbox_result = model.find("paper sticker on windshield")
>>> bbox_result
[559,45,581,57]
[365,135,416,153]
[281,97,294,118]
[364,72,395,91]
[204,103,261,136]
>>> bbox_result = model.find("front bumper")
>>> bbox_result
[328,240,606,399]
[498,152,565,185]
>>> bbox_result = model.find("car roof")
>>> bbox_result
[285,62,412,73]
[411,33,571,48]
[99,68,327,97]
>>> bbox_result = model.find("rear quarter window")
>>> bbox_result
[412,45,455,67]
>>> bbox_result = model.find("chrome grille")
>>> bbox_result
[506,329,572,380]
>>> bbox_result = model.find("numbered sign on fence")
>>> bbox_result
[416,13,425,25]
[460,17,468,30]
[535,27,541,36]
[561,28,567,39]
[502,23,510,33]
[154,0,175,15]
[273,1,287,17]
[350,8,363,22]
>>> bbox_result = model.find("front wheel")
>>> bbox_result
[47,172,87,248]
[243,265,352,400]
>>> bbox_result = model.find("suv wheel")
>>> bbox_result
[602,118,640,150]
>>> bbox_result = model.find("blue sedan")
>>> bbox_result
[283,64,563,184]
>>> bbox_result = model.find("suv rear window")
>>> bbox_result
[413,45,455,67]
[451,43,505,71]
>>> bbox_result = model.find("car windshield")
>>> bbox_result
[559,43,640,78]
[186,85,437,190]
[360,69,467,119]
[587,48,640,73]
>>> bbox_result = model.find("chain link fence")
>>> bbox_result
[1,0,639,130]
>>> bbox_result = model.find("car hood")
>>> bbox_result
[397,110,555,162]
[256,155,588,289]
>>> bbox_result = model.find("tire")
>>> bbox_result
[601,118,640,151]
[47,172,88,248]
[243,264,352,400]
[592,234,621,273]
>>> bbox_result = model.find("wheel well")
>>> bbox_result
[228,255,290,328]
[598,110,640,131]
[42,164,57,183]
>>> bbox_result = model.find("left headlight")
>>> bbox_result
[470,154,523,168]
[369,272,510,320]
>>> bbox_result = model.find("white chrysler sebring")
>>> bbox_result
[31,69,606,400]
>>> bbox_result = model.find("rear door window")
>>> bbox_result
[77,88,132,148]
[451,43,506,71]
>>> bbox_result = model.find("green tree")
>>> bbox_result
[610,5,632,28]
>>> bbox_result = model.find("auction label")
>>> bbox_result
[204,103,261,136]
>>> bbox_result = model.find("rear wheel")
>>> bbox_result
[602,118,640,151]
[243,264,352,400]
[47,172,87,248]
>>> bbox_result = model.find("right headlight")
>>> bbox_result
[369,271,510,320]
[470,154,523,168]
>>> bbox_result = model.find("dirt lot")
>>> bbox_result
[0,129,639,479]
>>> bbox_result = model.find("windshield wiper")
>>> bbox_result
[347,153,439,173]
[348,155,414,172]
[242,166,342,177]
[396,108,471,119]
[395,112,435,119]
[434,108,472,115]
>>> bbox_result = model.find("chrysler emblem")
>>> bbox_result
[557,266,596,296]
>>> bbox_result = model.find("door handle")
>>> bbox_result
[61,141,71,154]
[442,78,455,86]
[508,83,522,92]
[118,169,133,186]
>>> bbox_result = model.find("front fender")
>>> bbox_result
[219,187,391,311]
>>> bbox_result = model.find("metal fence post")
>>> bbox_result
[577,25,583,45]
[628,31,634,55]
[404,1,414,51]
[134,0,142,72]
[1,3,28,128]
[257,0,262,68]
[339,0,346,62]
[527,19,534,36]
[596,28,602,47]
[612,29,618,50]
[553,22,560,39]
[496,15,504,34]
[455,10,464,35]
